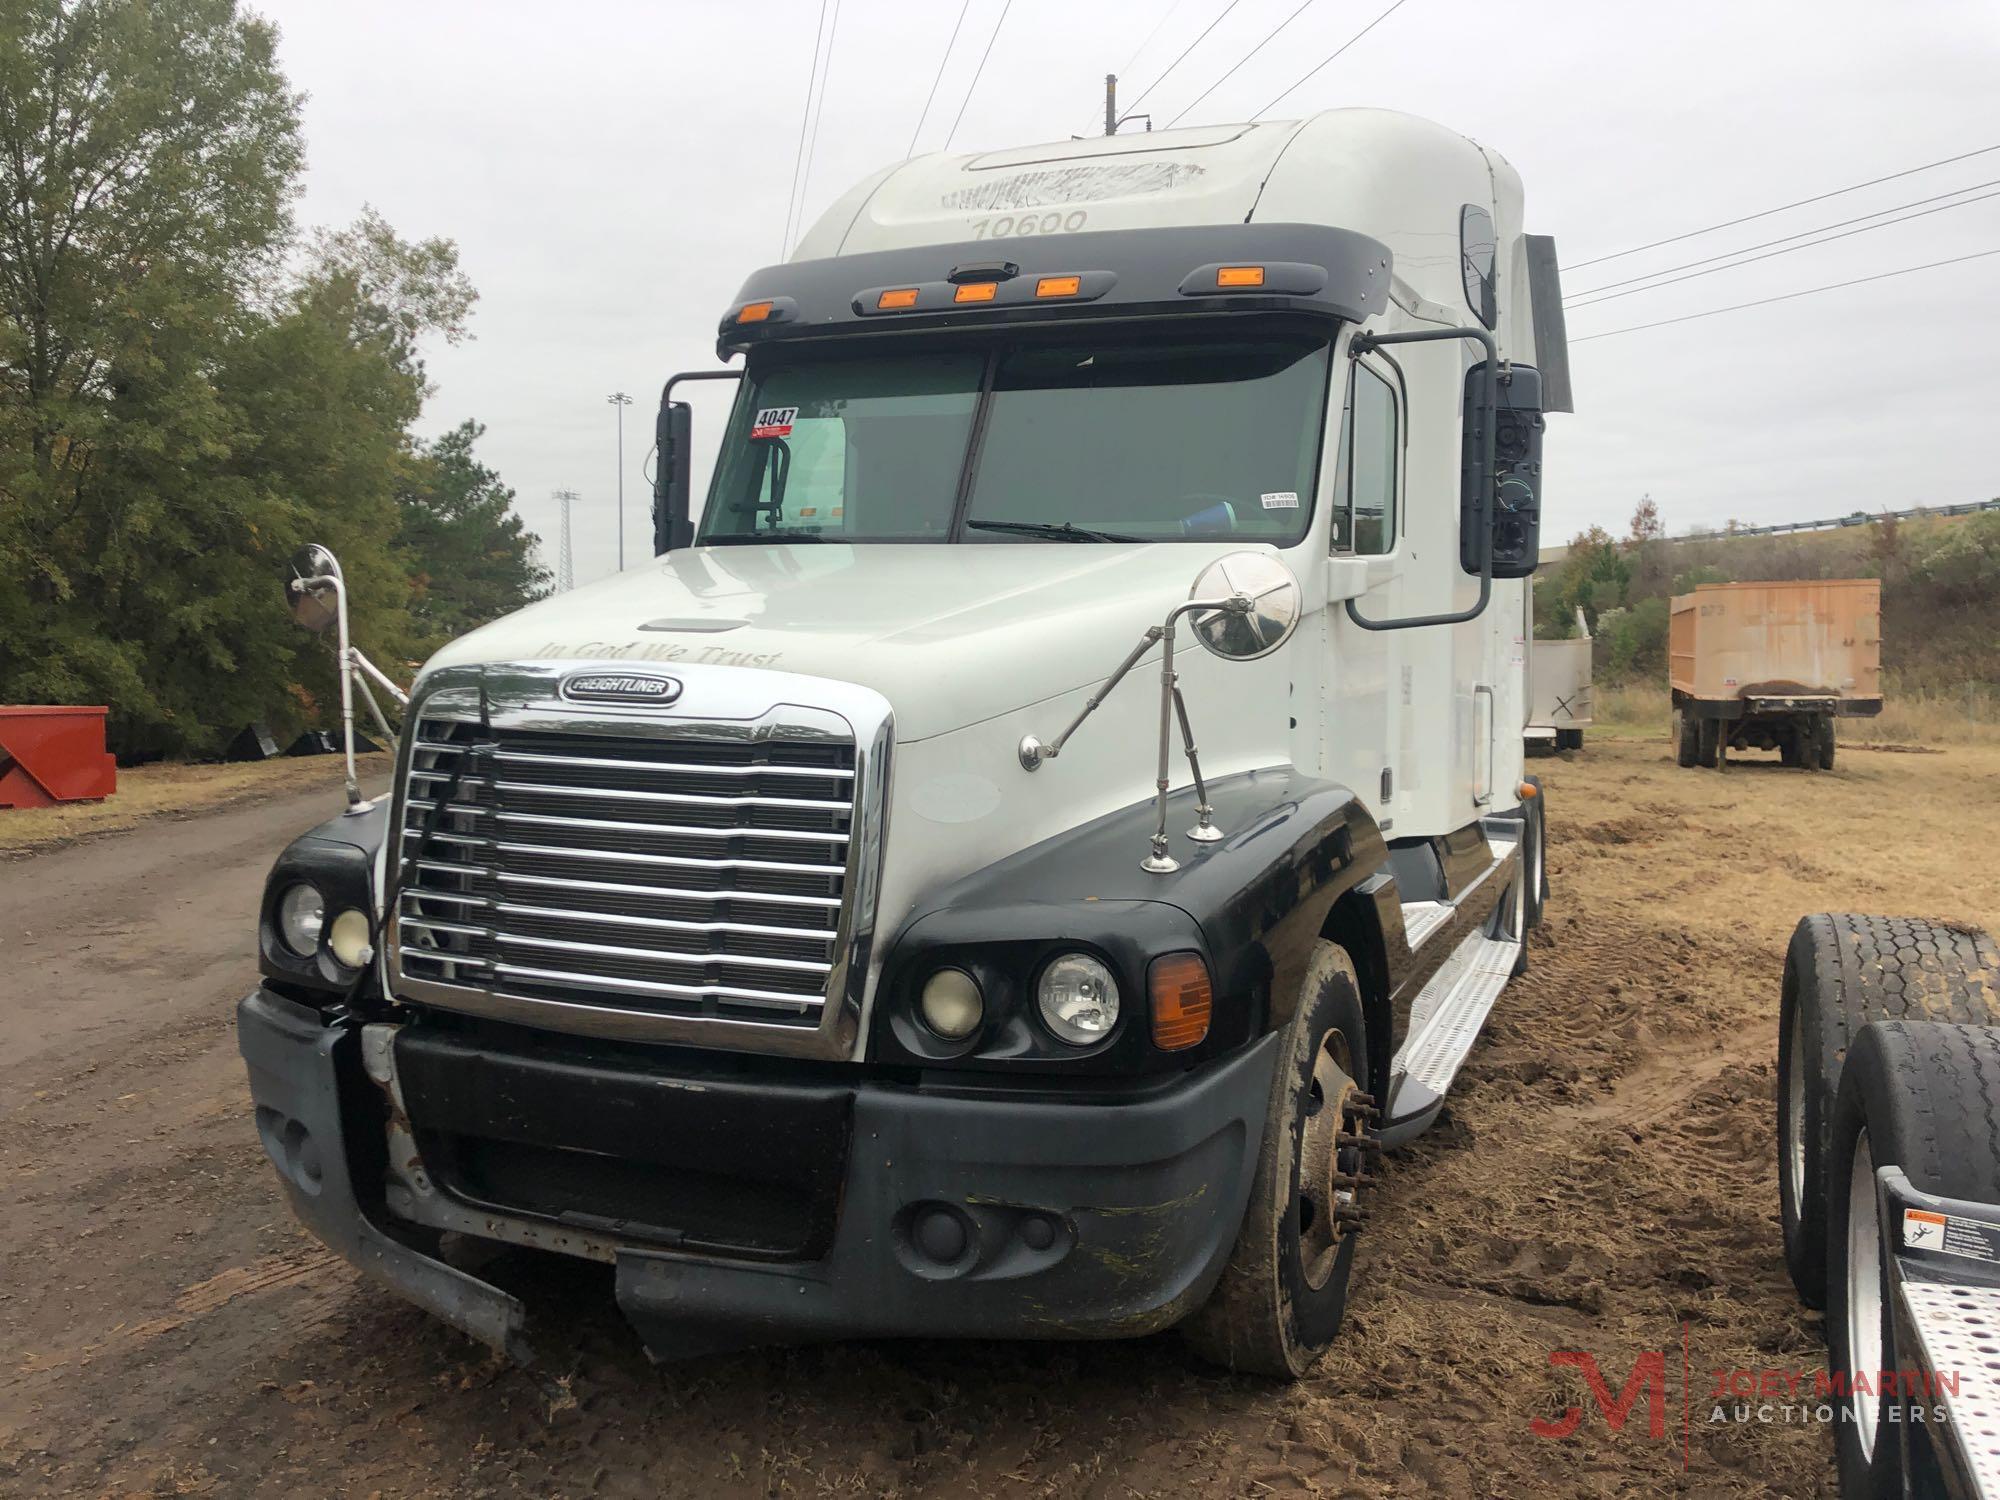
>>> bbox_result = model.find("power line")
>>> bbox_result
[1124,0,1245,117]
[1253,0,1413,119]
[780,0,832,256]
[1566,186,2000,309]
[1166,0,1319,127]
[943,0,1015,152]
[792,0,844,247]
[1568,248,2000,343]
[1567,177,2000,299]
[908,0,973,157]
[1567,142,2000,270]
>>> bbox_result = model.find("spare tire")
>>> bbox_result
[1826,1021,2000,1497]
[1777,915,2000,1308]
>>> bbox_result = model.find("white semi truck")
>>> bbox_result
[241,107,1570,1377]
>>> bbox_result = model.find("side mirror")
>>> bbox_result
[285,543,342,632]
[654,400,693,555]
[1186,552,1302,660]
[1459,362,1544,580]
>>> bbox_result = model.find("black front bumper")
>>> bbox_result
[237,986,1277,1362]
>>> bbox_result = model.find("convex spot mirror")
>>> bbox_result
[286,543,342,633]
[1187,552,1301,661]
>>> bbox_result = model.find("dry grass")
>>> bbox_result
[1589,680,2000,746]
[0,753,393,855]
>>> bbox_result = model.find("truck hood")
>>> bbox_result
[424,542,1271,741]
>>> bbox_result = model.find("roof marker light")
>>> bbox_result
[877,288,920,309]
[737,300,774,323]
[954,282,998,303]
[1035,275,1082,298]
[1216,266,1266,288]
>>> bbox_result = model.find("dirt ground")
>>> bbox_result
[4,735,1998,1498]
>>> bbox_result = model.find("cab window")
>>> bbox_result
[1331,361,1397,555]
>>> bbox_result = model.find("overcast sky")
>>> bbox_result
[256,0,2000,586]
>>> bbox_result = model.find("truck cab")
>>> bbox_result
[240,107,1571,1377]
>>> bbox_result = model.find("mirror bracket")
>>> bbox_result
[286,546,410,813]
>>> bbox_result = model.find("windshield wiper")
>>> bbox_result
[703,529,833,544]
[964,518,1144,543]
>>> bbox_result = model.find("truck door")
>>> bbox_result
[1324,353,1404,823]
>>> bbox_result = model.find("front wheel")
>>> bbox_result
[1182,943,1375,1378]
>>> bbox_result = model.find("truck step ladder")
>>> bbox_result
[1380,831,1523,1145]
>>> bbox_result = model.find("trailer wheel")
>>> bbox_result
[1697,718,1721,769]
[1183,942,1374,1379]
[1817,716,1837,771]
[1675,710,1699,768]
[1778,915,2000,1308]
[1827,1021,2000,1496]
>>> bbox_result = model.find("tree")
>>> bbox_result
[1628,494,1664,544]
[400,421,549,650]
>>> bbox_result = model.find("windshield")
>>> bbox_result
[697,324,1333,545]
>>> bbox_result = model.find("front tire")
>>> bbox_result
[1183,943,1375,1378]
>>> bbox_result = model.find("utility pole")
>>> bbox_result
[607,392,632,571]
[553,487,578,592]
[1104,73,1117,136]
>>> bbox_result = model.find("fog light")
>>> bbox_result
[277,883,325,955]
[920,968,984,1040]
[1038,952,1120,1045]
[327,907,373,968]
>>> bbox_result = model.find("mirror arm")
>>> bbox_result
[349,647,409,707]
[1342,324,1499,632]
[353,671,399,748]
[1018,625,1164,771]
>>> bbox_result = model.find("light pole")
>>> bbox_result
[607,391,632,570]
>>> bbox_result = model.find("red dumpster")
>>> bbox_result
[0,706,118,809]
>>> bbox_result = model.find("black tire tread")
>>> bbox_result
[1779,915,2000,1308]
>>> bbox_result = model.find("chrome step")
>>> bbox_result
[1900,1279,2000,1495]
[1381,927,1521,1143]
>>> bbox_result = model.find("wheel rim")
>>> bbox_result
[1297,1028,1368,1290]
[1846,1129,1883,1458]
[1784,1016,1806,1213]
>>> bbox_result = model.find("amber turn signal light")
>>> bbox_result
[737,300,774,323]
[877,288,920,309]
[1035,275,1082,298]
[954,282,998,303]
[1149,952,1213,1051]
[1216,265,1266,287]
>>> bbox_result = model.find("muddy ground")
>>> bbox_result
[4,735,1998,1498]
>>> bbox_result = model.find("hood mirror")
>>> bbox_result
[285,543,342,633]
[1018,550,1300,874]
[1187,552,1301,661]
[280,542,410,814]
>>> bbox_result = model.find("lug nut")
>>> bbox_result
[1336,1131,1383,1153]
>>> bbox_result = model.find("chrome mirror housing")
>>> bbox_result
[286,543,342,633]
[1187,552,1301,661]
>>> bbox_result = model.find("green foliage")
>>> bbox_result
[0,2,540,758]
[1534,525,1631,640]
[401,422,550,652]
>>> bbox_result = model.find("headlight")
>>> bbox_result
[920,968,984,1039]
[326,907,374,969]
[1037,952,1120,1045]
[277,883,326,955]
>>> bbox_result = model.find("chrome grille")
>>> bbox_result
[393,717,855,1027]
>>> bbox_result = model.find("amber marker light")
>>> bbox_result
[1216,265,1266,287]
[736,300,774,323]
[1035,275,1082,298]
[1149,952,1213,1051]
[954,282,998,303]
[877,288,920,309]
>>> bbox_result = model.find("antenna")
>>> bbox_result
[553,487,579,592]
